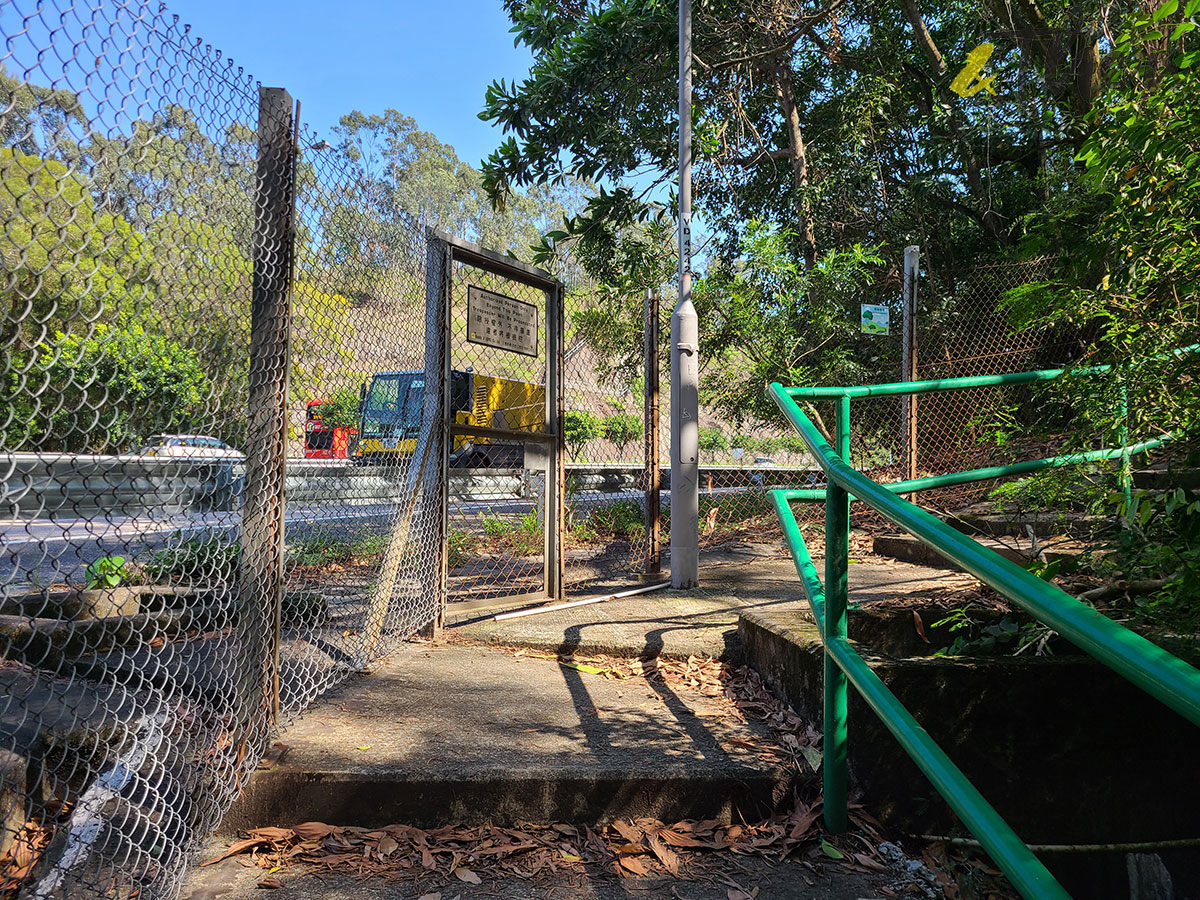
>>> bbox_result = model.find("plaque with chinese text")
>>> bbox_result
[467,285,539,357]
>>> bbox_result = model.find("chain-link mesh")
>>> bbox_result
[441,252,559,617]
[0,1,442,896]
[559,292,659,594]
[906,256,1077,516]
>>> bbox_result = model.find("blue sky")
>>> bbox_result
[166,0,534,168]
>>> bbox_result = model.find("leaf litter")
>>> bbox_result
[206,646,1014,898]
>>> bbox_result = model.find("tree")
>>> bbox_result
[603,412,644,457]
[564,410,602,459]
[0,148,153,349]
[1006,3,1200,447]
[696,222,883,423]
[481,0,1119,274]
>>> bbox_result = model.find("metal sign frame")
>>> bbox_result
[428,230,565,621]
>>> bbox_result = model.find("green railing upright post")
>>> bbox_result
[823,394,851,832]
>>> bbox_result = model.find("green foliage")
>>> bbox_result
[698,426,729,454]
[932,609,1054,658]
[1007,5,1200,449]
[479,513,542,556]
[287,530,386,569]
[1107,487,1200,628]
[590,500,646,540]
[318,387,363,430]
[602,411,643,455]
[447,529,477,569]
[696,225,884,424]
[0,148,153,344]
[563,409,602,458]
[85,556,132,590]
[145,538,239,586]
[14,322,216,452]
[988,468,1107,516]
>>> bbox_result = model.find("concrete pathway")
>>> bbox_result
[221,642,793,834]
[453,542,971,660]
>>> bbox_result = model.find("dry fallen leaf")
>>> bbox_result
[256,876,283,888]
[454,868,482,884]
[913,610,931,643]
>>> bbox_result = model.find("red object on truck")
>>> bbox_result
[304,399,356,459]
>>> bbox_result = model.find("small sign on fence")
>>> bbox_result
[467,285,539,356]
[860,303,890,335]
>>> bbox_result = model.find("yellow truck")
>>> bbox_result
[357,369,546,467]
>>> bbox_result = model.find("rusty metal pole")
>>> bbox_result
[901,245,920,485]
[240,86,295,730]
[644,289,661,575]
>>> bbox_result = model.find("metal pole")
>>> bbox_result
[670,0,699,589]
[823,394,851,833]
[240,86,295,729]
[549,282,566,599]
[901,245,920,485]
[645,289,662,575]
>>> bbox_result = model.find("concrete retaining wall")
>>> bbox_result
[738,608,1200,899]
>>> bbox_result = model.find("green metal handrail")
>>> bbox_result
[766,364,1200,900]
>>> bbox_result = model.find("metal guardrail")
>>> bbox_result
[767,364,1200,900]
[2,456,817,519]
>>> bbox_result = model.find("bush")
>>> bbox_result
[145,537,239,585]
[603,411,643,455]
[591,499,646,540]
[698,426,729,453]
[23,322,217,452]
[564,410,602,458]
[320,386,362,429]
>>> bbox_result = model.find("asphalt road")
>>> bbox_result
[2,485,773,589]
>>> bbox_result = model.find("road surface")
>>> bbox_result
[1,485,772,589]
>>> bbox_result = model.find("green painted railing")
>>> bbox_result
[767,366,1200,900]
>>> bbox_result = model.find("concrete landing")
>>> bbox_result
[222,642,794,833]
[453,544,971,660]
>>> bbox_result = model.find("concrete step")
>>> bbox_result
[1132,465,1200,492]
[222,642,795,833]
[872,533,1086,571]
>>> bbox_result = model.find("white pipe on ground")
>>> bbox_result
[493,579,671,621]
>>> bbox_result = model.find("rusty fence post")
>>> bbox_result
[901,245,920,486]
[644,288,662,575]
[238,86,296,735]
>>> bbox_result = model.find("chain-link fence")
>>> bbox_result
[0,0,1091,892]
[0,1,445,895]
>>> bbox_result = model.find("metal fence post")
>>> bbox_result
[239,86,296,729]
[645,289,662,575]
[671,0,700,588]
[823,393,851,833]
[901,245,920,485]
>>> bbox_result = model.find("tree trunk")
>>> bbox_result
[770,54,816,269]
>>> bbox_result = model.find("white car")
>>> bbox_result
[136,435,244,459]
